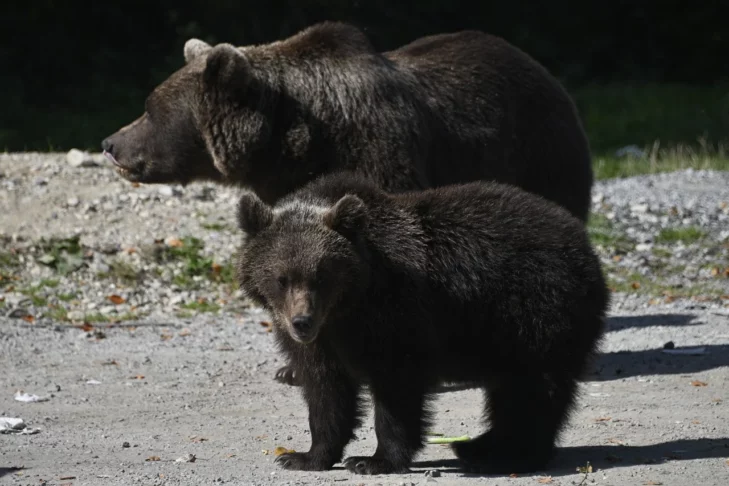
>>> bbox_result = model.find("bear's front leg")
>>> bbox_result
[275,359,362,471]
[344,380,430,475]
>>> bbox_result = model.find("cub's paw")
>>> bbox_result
[274,452,331,471]
[274,365,302,386]
[343,456,410,475]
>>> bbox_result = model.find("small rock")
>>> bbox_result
[67,197,80,207]
[635,243,653,252]
[424,469,441,478]
[663,341,675,350]
[67,310,85,321]
[122,441,131,448]
[175,453,197,463]
[66,148,99,168]
[7,308,32,319]
[158,185,182,197]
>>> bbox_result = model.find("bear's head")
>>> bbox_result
[100,38,271,185]
[235,191,370,344]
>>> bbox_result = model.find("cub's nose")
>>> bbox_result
[291,315,313,334]
[101,138,114,155]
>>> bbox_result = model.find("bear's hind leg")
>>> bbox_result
[344,381,432,475]
[453,371,578,474]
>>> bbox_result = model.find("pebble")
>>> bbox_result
[66,148,100,168]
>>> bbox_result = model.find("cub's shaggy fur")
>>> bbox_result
[235,172,609,475]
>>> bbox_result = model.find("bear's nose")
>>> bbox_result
[101,138,114,155]
[291,315,313,333]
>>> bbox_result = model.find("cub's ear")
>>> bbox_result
[237,191,273,237]
[203,43,251,90]
[323,194,368,240]
[184,38,212,63]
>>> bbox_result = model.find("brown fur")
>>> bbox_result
[102,21,593,220]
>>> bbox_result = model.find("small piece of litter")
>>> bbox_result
[273,446,296,456]
[86,380,102,385]
[14,391,50,403]
[175,453,197,463]
[0,417,40,435]
[426,435,470,444]
[661,347,707,356]
[424,469,441,477]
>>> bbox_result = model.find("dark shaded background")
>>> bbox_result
[1,0,727,154]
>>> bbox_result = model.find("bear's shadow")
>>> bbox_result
[411,437,729,478]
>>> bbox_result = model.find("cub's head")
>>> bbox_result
[235,192,370,344]
[100,38,270,185]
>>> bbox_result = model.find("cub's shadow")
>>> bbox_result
[605,313,699,331]
[0,468,24,478]
[413,437,729,477]
[591,344,729,380]
[590,313,729,380]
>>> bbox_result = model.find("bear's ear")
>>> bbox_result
[184,38,212,63]
[202,43,251,90]
[237,191,273,237]
[323,194,368,240]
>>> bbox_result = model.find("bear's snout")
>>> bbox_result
[290,314,315,343]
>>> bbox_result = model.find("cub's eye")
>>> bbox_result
[277,275,288,288]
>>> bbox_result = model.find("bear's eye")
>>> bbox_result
[277,275,288,288]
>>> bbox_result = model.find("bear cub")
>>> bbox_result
[235,172,609,475]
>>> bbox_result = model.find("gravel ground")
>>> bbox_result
[1,152,728,485]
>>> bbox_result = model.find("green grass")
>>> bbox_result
[592,144,729,180]
[57,292,77,302]
[587,213,635,252]
[157,236,235,289]
[181,299,221,313]
[201,222,229,232]
[655,227,707,244]
[98,259,142,285]
[574,82,729,155]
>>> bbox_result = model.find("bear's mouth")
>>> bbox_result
[104,151,144,180]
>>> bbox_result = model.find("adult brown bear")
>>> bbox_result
[101,21,594,386]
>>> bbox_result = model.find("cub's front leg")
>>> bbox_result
[344,379,430,475]
[275,356,362,471]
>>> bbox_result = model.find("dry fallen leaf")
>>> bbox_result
[691,380,708,387]
[59,477,76,481]
[612,255,622,262]
[643,481,663,485]
[691,420,701,424]
[160,333,173,341]
[217,345,234,351]
[260,321,272,328]
[711,267,720,277]
[631,281,641,289]
[255,434,268,440]
[190,436,208,443]
[509,473,518,478]
[179,328,192,337]
[21,314,34,323]
[537,477,553,484]
[78,322,94,332]
[108,294,126,305]
[274,446,296,456]
[146,456,161,462]
[131,182,141,188]
[594,416,612,422]
[212,262,223,274]
[607,437,626,445]
[131,375,145,380]
[124,247,137,254]
[101,359,118,366]
[226,453,236,458]
[167,238,184,248]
